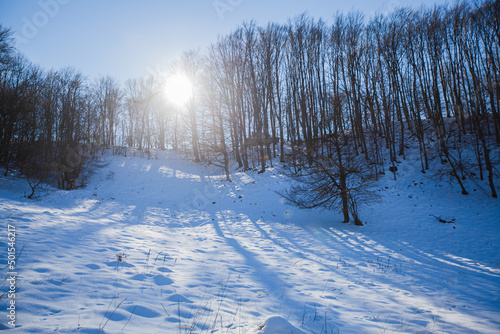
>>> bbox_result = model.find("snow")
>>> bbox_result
[1,149,499,333]
[257,316,305,333]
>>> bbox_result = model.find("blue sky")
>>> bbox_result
[0,0,450,84]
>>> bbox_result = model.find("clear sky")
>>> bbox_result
[0,0,450,85]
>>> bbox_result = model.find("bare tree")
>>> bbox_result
[92,76,122,148]
[282,135,380,226]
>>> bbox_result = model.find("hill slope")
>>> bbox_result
[0,150,499,333]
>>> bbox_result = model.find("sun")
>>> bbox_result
[164,73,193,106]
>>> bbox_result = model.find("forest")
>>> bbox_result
[0,0,498,218]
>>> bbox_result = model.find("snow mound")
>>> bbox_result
[257,316,307,334]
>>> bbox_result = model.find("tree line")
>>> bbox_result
[0,1,498,206]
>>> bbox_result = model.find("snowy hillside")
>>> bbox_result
[1,150,499,333]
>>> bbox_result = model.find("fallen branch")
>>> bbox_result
[430,215,456,224]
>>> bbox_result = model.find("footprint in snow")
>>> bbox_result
[104,261,134,268]
[85,264,100,270]
[103,310,127,321]
[167,293,192,303]
[165,316,181,323]
[153,274,173,286]
[124,304,161,318]
[130,273,152,281]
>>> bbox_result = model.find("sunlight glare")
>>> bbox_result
[165,73,193,106]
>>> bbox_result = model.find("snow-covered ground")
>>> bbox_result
[1,150,499,333]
